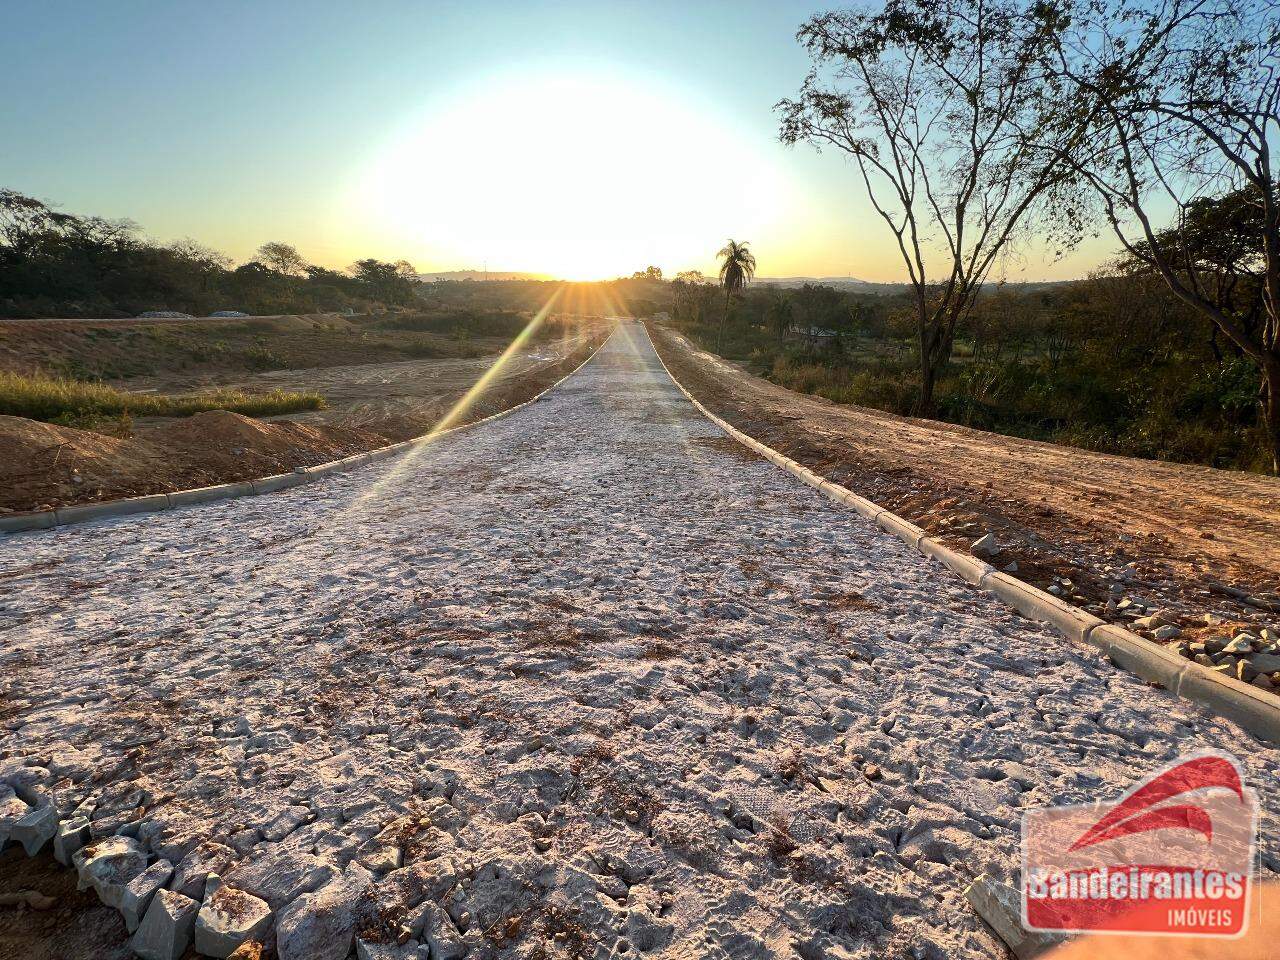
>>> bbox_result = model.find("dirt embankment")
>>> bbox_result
[0,313,493,382]
[0,333,607,514]
[646,321,1280,639]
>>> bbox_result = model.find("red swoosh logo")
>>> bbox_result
[1069,756,1244,852]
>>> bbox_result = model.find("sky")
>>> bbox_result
[1,0,1115,282]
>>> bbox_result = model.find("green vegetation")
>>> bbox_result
[714,240,756,349]
[0,191,422,318]
[774,0,1280,472]
[666,274,1269,473]
[375,307,530,340]
[0,370,325,424]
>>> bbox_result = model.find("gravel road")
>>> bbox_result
[2,322,1277,960]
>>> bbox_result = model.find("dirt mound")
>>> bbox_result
[150,409,318,456]
[146,409,386,475]
[0,414,127,462]
[0,416,161,510]
[0,411,383,513]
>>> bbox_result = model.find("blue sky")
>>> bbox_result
[2,1,1111,280]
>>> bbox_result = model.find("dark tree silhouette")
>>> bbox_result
[256,242,307,277]
[778,0,1088,416]
[717,239,757,347]
[1036,0,1280,472]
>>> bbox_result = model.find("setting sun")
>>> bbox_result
[349,70,797,279]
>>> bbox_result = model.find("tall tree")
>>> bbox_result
[256,241,307,276]
[766,291,793,343]
[716,239,757,348]
[671,270,714,325]
[777,0,1085,415]
[1036,0,1280,472]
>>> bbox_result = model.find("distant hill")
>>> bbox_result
[756,276,907,294]
[755,276,1075,294]
[415,270,551,282]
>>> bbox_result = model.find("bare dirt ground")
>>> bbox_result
[175,347,579,436]
[0,329,606,514]
[646,322,1280,644]
[0,313,492,381]
[0,845,130,960]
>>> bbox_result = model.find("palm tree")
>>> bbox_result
[716,239,756,350]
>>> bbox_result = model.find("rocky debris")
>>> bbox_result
[171,840,237,900]
[971,532,1000,557]
[276,863,373,960]
[54,814,92,865]
[133,888,199,960]
[1149,621,1280,693]
[417,901,467,960]
[121,859,175,932]
[227,941,265,960]
[0,787,29,850]
[261,804,312,842]
[1209,582,1280,614]
[965,875,1065,959]
[74,835,148,909]
[1250,652,1280,673]
[356,939,408,960]
[194,875,274,958]
[12,801,58,855]
[357,844,403,874]
[225,847,337,910]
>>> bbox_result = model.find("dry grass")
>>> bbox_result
[0,369,324,423]
[823,590,878,611]
[764,812,800,861]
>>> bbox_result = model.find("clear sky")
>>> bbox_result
[2,0,1114,281]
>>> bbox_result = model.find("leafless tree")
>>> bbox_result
[778,0,1088,415]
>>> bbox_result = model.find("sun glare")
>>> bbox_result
[351,71,796,279]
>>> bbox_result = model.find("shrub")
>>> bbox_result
[0,370,324,423]
[241,343,285,370]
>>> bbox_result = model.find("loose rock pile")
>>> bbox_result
[970,532,1280,699]
[1162,621,1280,690]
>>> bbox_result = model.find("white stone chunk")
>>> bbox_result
[54,815,91,865]
[121,859,174,932]
[132,888,199,960]
[73,835,148,909]
[194,880,274,958]
[12,802,57,855]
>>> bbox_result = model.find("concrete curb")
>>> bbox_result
[0,332,612,536]
[645,323,1280,745]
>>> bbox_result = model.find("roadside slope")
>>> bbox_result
[0,335,603,513]
[646,322,1280,631]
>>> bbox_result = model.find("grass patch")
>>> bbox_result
[0,370,325,423]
